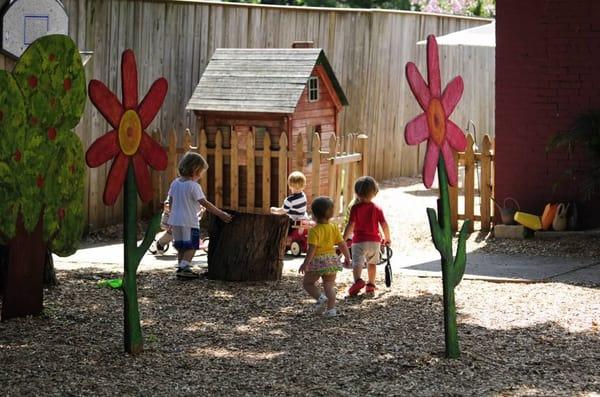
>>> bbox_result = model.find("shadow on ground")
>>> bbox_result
[1,269,598,396]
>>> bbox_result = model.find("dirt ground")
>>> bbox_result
[1,177,599,396]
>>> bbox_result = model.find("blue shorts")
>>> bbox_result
[172,226,200,250]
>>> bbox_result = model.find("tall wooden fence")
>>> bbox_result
[450,134,495,232]
[153,129,367,220]
[0,0,495,229]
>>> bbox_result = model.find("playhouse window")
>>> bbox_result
[308,76,319,102]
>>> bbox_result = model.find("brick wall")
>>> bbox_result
[495,0,600,228]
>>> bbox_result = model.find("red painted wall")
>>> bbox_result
[495,0,600,228]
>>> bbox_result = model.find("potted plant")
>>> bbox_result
[547,109,600,201]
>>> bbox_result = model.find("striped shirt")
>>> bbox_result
[283,192,308,221]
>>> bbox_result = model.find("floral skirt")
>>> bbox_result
[306,253,342,275]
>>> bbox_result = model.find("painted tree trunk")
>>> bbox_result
[122,165,161,355]
[1,213,47,321]
[208,212,289,281]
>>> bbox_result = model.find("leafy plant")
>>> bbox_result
[546,109,600,200]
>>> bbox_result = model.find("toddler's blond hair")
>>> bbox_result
[287,171,306,190]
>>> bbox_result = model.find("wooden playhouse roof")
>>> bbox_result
[186,48,348,114]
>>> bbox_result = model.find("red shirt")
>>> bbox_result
[349,202,386,243]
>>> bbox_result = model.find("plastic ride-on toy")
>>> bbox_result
[286,219,313,256]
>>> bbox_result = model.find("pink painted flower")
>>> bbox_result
[404,34,467,188]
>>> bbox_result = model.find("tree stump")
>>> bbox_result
[208,212,289,281]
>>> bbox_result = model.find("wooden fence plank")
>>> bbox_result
[151,129,162,208]
[480,135,493,231]
[357,134,369,176]
[464,134,475,233]
[215,129,224,208]
[343,133,354,210]
[262,133,271,212]
[247,130,255,210]
[230,128,239,209]
[278,134,289,205]
[168,128,178,184]
[183,128,193,151]
[199,129,208,189]
[328,134,337,201]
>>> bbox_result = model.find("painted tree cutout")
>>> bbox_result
[0,35,86,321]
[86,49,167,355]
[404,35,470,358]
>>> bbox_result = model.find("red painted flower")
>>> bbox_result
[86,50,168,205]
[404,35,467,188]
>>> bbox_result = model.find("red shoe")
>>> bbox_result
[365,283,377,294]
[348,279,366,296]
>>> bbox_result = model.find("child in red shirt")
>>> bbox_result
[343,176,391,296]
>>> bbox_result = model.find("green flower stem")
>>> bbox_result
[426,158,470,359]
[123,164,161,355]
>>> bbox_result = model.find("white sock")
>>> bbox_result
[179,260,191,269]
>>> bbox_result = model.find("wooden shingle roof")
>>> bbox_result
[186,48,348,114]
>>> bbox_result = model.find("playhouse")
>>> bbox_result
[186,43,348,210]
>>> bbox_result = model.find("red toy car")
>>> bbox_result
[285,219,313,256]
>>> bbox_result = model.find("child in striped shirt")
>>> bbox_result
[270,171,308,222]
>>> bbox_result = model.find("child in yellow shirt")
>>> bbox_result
[299,196,350,317]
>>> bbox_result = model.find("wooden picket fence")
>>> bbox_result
[151,129,368,222]
[449,134,495,232]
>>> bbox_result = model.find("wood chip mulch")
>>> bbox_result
[1,268,598,396]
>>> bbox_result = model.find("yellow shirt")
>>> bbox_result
[308,223,343,256]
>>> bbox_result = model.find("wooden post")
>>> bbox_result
[328,135,338,215]
[356,134,369,177]
[262,133,271,213]
[151,129,162,207]
[199,129,208,190]
[247,130,255,210]
[333,137,343,218]
[464,134,475,233]
[449,151,459,232]
[168,129,178,185]
[343,133,355,212]
[480,135,493,232]
[278,134,289,206]
[183,128,193,151]
[230,128,239,210]
[215,130,223,208]
[311,132,321,200]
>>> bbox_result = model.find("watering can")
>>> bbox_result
[491,197,520,225]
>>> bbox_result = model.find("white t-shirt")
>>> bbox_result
[167,177,206,228]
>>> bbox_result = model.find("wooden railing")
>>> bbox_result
[152,129,368,220]
[449,134,495,232]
